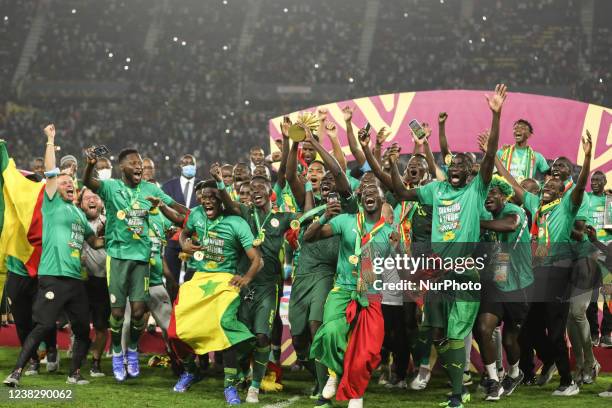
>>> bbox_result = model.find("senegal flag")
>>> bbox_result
[0,140,44,276]
[168,272,254,355]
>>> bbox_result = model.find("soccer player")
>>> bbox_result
[4,124,104,387]
[305,180,394,408]
[213,163,297,403]
[497,119,549,182]
[172,179,261,405]
[83,147,186,382]
[477,176,533,400]
[389,84,508,408]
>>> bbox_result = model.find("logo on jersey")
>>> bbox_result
[270,218,280,228]
[45,291,55,300]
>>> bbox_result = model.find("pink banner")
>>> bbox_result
[269,90,612,183]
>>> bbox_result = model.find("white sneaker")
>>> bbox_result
[46,350,60,373]
[552,382,579,396]
[348,398,363,408]
[385,379,407,389]
[322,375,338,399]
[599,388,612,397]
[245,386,259,403]
[410,368,431,390]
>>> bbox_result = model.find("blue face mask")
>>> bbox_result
[182,164,196,178]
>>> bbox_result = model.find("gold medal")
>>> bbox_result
[205,260,218,269]
[117,210,126,220]
[133,202,140,209]
[290,219,300,230]
[132,233,141,240]
[194,251,204,261]
[253,238,262,247]
[349,255,359,265]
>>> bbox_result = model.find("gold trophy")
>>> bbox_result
[288,112,319,142]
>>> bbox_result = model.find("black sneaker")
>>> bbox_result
[3,370,21,387]
[537,363,556,386]
[522,374,537,386]
[89,359,105,377]
[66,369,89,385]
[501,370,524,396]
[484,379,504,401]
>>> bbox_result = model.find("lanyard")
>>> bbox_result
[119,180,141,212]
[253,207,275,242]
[204,215,224,239]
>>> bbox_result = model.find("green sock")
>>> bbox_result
[224,367,238,388]
[128,317,145,350]
[413,327,432,366]
[314,360,329,396]
[251,345,270,389]
[182,355,198,374]
[436,339,465,396]
[109,315,124,354]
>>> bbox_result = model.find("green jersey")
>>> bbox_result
[329,212,394,291]
[274,183,300,213]
[584,192,612,242]
[487,203,533,291]
[148,209,172,286]
[39,193,94,280]
[6,256,28,277]
[416,174,489,258]
[496,145,549,181]
[238,204,296,286]
[185,207,254,274]
[98,179,175,262]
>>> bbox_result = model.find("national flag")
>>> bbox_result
[168,272,254,356]
[0,140,44,276]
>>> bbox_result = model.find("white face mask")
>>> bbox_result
[97,168,112,180]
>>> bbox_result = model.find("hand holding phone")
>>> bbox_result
[408,119,427,140]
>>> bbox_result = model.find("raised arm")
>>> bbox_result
[303,201,340,242]
[275,117,292,189]
[286,139,306,208]
[360,130,392,190]
[571,131,592,207]
[438,112,452,159]
[373,126,390,164]
[389,155,419,202]
[480,84,507,185]
[211,162,241,215]
[326,121,347,170]
[43,124,58,199]
[83,147,101,193]
[343,106,366,166]
[303,125,351,197]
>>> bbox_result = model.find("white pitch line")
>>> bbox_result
[262,395,300,408]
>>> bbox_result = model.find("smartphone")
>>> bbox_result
[91,145,109,158]
[364,122,372,134]
[408,119,427,139]
[327,192,339,203]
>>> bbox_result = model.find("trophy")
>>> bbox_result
[288,111,319,142]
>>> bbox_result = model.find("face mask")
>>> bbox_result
[182,165,196,178]
[97,168,112,180]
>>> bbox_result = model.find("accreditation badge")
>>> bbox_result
[494,252,509,283]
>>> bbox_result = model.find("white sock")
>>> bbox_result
[508,362,519,379]
[486,363,499,382]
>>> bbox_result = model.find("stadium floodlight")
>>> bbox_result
[71,9,76,14]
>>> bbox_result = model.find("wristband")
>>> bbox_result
[216,180,225,190]
[305,181,313,192]
[44,167,60,178]
[318,215,328,225]
[360,162,372,173]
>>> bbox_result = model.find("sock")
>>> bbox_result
[436,339,465,397]
[128,317,145,350]
[315,360,329,395]
[486,362,499,382]
[413,328,433,366]
[271,345,281,364]
[508,361,520,379]
[251,345,270,389]
[224,367,238,388]
[182,354,198,374]
[464,332,473,367]
[109,315,124,354]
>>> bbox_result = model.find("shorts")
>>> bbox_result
[238,284,278,337]
[147,284,172,331]
[106,257,150,307]
[85,276,111,330]
[422,289,479,340]
[289,273,334,336]
[478,284,531,330]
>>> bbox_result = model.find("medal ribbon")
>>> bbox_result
[203,215,224,239]
[354,211,386,257]
[119,181,141,213]
[253,207,275,241]
[563,179,573,192]
[397,201,416,247]
[530,198,561,253]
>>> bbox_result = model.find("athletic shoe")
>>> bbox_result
[46,349,60,372]
[314,396,333,407]
[484,379,504,401]
[246,386,259,403]
[66,370,89,385]
[3,370,21,387]
[449,371,473,387]
[348,398,363,408]
[173,372,196,392]
[438,394,465,408]
[522,374,537,386]
[600,335,612,348]
[552,381,579,396]
[582,361,601,384]
[444,390,471,403]
[410,367,431,390]
[377,367,389,385]
[224,385,241,405]
[24,360,40,376]
[501,370,524,396]
[385,379,407,389]
[322,375,337,399]
[599,386,612,397]
[126,349,140,378]
[89,359,105,378]
[112,354,127,382]
[536,363,556,386]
